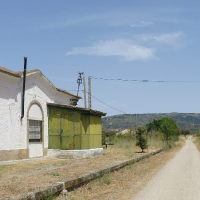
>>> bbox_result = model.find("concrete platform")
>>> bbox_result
[48,148,103,159]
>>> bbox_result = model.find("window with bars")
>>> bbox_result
[29,120,42,142]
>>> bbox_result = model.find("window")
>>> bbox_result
[29,120,42,142]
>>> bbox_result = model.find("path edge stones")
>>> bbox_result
[9,148,163,200]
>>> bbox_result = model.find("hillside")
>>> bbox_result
[102,113,200,133]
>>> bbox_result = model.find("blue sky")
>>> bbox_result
[1,0,200,116]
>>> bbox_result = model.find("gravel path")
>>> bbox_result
[132,137,200,200]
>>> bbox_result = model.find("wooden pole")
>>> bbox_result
[88,76,92,109]
[83,77,87,108]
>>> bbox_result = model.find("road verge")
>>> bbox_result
[11,149,163,200]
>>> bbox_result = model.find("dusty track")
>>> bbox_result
[133,137,200,200]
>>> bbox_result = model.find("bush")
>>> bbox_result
[136,126,148,152]
[159,117,180,146]
[196,129,200,137]
[180,129,190,136]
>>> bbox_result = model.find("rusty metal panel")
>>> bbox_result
[48,113,61,149]
[48,106,103,150]
[60,114,74,150]
[89,115,102,148]
[48,107,75,150]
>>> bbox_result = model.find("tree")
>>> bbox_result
[146,119,162,138]
[136,126,148,153]
[180,129,190,136]
[159,117,180,146]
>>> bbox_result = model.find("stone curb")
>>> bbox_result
[10,148,163,200]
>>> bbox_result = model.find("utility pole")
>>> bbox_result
[83,76,87,108]
[77,72,84,96]
[88,76,92,109]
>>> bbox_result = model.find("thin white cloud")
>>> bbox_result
[131,21,153,27]
[152,32,183,45]
[42,15,107,29]
[139,32,184,47]
[66,39,156,61]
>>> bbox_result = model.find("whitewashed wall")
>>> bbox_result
[0,71,78,159]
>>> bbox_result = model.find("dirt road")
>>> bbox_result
[133,137,200,200]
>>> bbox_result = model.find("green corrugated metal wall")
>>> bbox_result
[48,106,102,150]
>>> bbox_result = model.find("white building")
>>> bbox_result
[0,66,81,161]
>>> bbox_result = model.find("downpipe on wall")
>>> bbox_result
[21,57,27,119]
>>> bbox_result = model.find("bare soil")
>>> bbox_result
[132,138,200,200]
[56,142,184,200]
[0,144,153,199]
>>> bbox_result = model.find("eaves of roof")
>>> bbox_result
[0,66,21,78]
[47,102,107,116]
[0,66,81,99]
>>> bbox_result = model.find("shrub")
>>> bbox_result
[136,126,148,153]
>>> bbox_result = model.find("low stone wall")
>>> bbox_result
[10,148,163,200]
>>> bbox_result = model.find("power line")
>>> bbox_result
[91,76,200,83]
[66,89,127,114]
[81,90,127,114]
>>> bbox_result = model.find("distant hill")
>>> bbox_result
[102,113,200,133]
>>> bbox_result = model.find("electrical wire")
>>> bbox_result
[91,76,200,83]
[81,90,127,114]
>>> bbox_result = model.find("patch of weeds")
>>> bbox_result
[28,188,34,192]
[0,164,14,173]
[72,190,77,194]
[162,145,170,152]
[86,183,92,190]
[52,163,59,166]
[44,194,55,200]
[8,185,16,193]
[125,151,135,158]
[127,164,133,170]
[47,172,60,177]
[102,173,111,185]
[125,144,131,149]
[119,167,126,174]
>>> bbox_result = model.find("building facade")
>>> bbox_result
[0,66,106,161]
[48,103,105,150]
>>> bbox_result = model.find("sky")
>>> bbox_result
[1,0,200,116]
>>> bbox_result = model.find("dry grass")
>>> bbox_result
[192,135,200,151]
[0,140,155,199]
[0,137,183,200]
[56,140,185,200]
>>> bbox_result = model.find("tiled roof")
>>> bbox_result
[0,66,21,77]
[0,66,41,77]
[47,102,107,116]
[0,66,81,99]
[16,69,40,75]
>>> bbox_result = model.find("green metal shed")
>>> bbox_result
[47,103,106,150]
